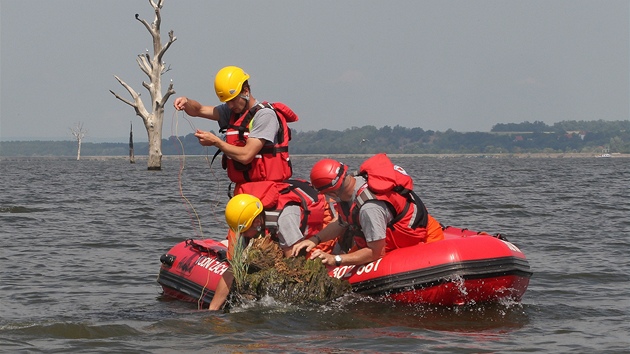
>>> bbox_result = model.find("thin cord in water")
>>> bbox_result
[198,268,213,310]
[171,110,227,239]
[171,110,204,238]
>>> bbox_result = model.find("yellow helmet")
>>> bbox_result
[214,66,250,102]
[225,194,263,233]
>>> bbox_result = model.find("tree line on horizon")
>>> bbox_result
[1,119,628,157]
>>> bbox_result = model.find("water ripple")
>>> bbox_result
[1,156,628,352]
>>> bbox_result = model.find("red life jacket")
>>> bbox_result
[236,179,327,239]
[336,153,431,252]
[221,102,297,183]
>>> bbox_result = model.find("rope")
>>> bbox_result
[170,110,232,308]
[171,110,204,238]
[199,268,213,310]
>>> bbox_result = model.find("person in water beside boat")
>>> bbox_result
[173,65,297,188]
[209,188,336,311]
[291,153,444,267]
[208,194,264,311]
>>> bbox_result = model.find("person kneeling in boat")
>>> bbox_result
[291,153,444,268]
[234,180,337,258]
[210,189,336,310]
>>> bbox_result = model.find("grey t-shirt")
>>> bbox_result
[217,103,279,144]
[276,204,304,250]
[350,176,393,243]
[278,197,338,251]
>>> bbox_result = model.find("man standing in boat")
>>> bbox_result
[173,65,297,188]
[291,153,444,267]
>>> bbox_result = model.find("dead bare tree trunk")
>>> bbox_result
[70,122,87,161]
[110,0,176,170]
[129,122,136,164]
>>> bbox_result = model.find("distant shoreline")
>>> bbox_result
[1,152,628,161]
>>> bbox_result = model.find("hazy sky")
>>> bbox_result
[1,0,628,142]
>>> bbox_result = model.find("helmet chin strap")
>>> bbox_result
[237,94,250,114]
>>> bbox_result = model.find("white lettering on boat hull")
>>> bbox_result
[195,256,229,275]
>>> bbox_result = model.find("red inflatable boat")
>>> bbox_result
[157,226,532,307]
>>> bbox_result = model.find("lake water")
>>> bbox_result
[1,155,628,353]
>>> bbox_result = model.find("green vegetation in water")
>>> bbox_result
[231,235,352,306]
[229,231,249,292]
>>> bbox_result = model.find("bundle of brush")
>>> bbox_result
[238,234,352,305]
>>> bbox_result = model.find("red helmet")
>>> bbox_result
[310,159,348,194]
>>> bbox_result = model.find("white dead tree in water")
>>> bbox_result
[70,122,87,161]
[110,0,176,170]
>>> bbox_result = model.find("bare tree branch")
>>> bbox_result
[156,30,176,63]
[152,1,162,30]
[136,54,152,76]
[109,89,135,107]
[70,122,87,138]
[160,80,176,107]
[111,75,150,119]
[135,13,152,34]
